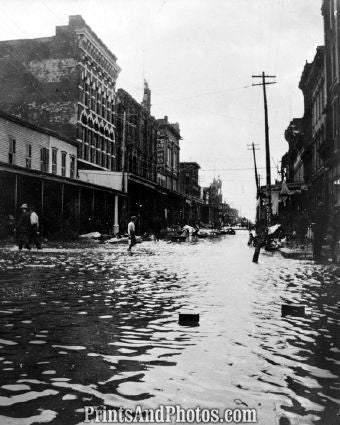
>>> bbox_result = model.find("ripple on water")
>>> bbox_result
[0,235,338,424]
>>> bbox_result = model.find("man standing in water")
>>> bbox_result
[127,216,137,252]
[15,203,31,250]
[29,205,42,249]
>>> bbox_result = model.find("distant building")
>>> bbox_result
[156,116,181,192]
[0,15,121,171]
[179,162,201,198]
[202,177,223,224]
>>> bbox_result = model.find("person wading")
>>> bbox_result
[15,204,31,251]
[29,205,42,249]
[127,216,137,252]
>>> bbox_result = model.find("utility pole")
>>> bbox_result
[121,110,127,192]
[252,72,276,227]
[247,142,260,196]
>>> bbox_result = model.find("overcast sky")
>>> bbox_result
[0,0,324,219]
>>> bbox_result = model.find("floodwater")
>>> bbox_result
[0,233,339,425]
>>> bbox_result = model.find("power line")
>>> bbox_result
[200,167,266,172]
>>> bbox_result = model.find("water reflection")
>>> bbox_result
[0,234,339,424]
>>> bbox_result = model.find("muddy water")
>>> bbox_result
[0,233,339,424]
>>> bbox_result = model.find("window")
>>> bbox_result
[8,137,16,165]
[40,147,49,172]
[167,147,171,167]
[173,151,177,170]
[25,143,32,168]
[332,43,337,82]
[61,151,66,177]
[90,146,96,163]
[70,155,76,179]
[52,148,58,174]
[330,0,334,28]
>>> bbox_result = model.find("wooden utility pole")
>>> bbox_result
[251,72,276,263]
[247,142,260,196]
[121,110,127,192]
[252,72,276,226]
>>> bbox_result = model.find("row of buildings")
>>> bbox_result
[0,15,238,238]
[277,0,340,227]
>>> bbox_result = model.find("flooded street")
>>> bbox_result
[0,232,339,425]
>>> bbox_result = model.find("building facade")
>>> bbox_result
[301,46,327,208]
[0,15,120,172]
[202,177,223,225]
[116,87,157,182]
[0,110,77,178]
[0,109,124,238]
[115,85,159,232]
[322,0,340,208]
[179,162,201,198]
[156,116,181,192]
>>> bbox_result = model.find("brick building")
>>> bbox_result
[116,86,157,182]
[156,116,181,192]
[115,85,159,232]
[0,15,120,172]
[300,46,327,208]
[179,162,201,198]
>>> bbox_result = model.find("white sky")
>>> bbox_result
[0,0,324,219]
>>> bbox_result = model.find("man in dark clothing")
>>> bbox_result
[296,209,309,245]
[312,202,328,260]
[15,204,31,250]
[153,216,162,241]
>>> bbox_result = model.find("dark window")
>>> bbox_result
[25,143,32,168]
[61,151,67,177]
[40,147,49,172]
[52,148,58,174]
[8,137,16,165]
[70,155,76,179]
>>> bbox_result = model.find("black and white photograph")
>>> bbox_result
[0,1,339,424]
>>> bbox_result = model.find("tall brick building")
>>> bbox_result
[116,87,157,182]
[0,15,120,171]
[115,85,159,232]
[156,116,181,191]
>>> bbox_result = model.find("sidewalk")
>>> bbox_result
[279,240,340,265]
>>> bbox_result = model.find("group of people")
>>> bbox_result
[297,202,340,261]
[15,203,42,250]
[250,201,340,262]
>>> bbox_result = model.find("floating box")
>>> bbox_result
[281,304,305,317]
[178,313,200,326]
